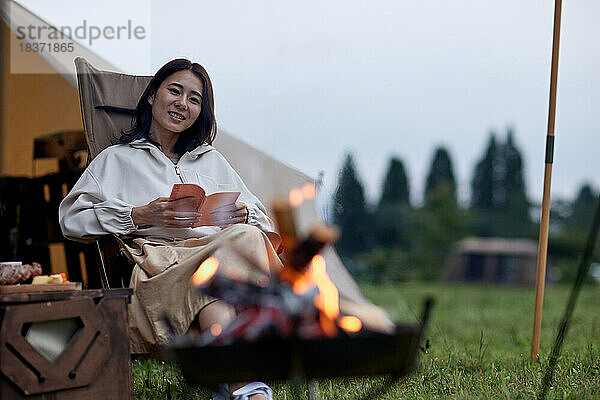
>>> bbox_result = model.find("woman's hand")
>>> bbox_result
[205,201,248,228]
[132,197,200,228]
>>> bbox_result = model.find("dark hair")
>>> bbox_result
[120,59,217,155]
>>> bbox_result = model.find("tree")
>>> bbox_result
[411,183,469,279]
[407,148,463,279]
[374,157,411,248]
[470,129,531,237]
[425,147,456,207]
[566,184,598,232]
[502,130,530,225]
[378,157,410,208]
[548,184,599,283]
[471,133,499,211]
[333,153,369,257]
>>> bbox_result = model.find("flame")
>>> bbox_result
[282,255,341,337]
[282,267,314,295]
[289,184,316,208]
[339,316,362,333]
[191,257,219,286]
[280,252,364,338]
[289,188,304,207]
[311,255,339,321]
[210,323,223,336]
[319,313,338,337]
[302,183,316,200]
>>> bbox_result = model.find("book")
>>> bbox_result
[169,183,241,226]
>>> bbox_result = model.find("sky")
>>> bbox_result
[15,0,600,209]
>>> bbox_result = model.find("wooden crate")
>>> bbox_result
[0,288,132,399]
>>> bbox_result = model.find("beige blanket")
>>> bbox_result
[121,224,283,354]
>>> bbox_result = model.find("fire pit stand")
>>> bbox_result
[168,298,432,400]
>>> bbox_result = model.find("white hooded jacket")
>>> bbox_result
[59,140,277,243]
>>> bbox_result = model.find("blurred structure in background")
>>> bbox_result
[444,237,541,285]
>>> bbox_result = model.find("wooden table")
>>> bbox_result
[0,287,132,399]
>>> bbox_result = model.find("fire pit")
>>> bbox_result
[169,299,431,385]
[167,191,433,398]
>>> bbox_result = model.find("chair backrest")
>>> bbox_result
[75,57,151,159]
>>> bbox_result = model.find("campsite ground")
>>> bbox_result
[132,283,599,399]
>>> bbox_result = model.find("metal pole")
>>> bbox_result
[95,241,110,289]
[530,0,563,362]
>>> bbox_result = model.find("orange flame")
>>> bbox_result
[284,268,314,295]
[289,188,304,207]
[289,184,316,208]
[281,255,342,337]
[210,323,223,336]
[279,244,364,338]
[319,313,338,338]
[339,316,362,333]
[191,257,219,286]
[311,255,339,321]
[302,183,316,200]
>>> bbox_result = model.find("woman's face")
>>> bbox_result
[148,69,204,136]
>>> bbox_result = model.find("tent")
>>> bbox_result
[0,0,367,303]
[444,237,540,285]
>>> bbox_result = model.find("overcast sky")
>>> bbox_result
[17,0,600,208]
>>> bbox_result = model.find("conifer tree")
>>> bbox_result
[502,129,529,223]
[375,157,411,248]
[567,184,598,232]
[471,134,498,211]
[469,129,530,237]
[378,157,410,208]
[425,147,456,206]
[333,153,369,257]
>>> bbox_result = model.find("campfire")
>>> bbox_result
[170,185,432,387]
[189,185,367,344]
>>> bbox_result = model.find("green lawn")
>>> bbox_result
[133,282,600,399]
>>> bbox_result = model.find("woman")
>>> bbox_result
[60,59,279,400]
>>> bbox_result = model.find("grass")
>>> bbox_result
[132,282,600,399]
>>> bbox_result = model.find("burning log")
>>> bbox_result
[271,187,335,269]
[270,197,298,262]
[285,224,339,271]
[192,257,316,317]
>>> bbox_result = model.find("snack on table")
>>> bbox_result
[32,275,49,284]
[0,262,42,285]
[32,273,69,284]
